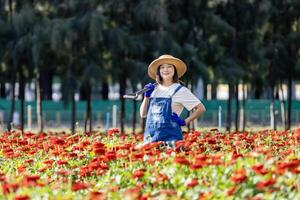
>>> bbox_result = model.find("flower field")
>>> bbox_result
[0,128,300,200]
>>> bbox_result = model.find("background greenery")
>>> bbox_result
[0,0,299,133]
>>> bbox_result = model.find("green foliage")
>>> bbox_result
[0,0,299,101]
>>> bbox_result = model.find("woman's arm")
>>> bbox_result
[184,103,206,125]
[140,97,150,118]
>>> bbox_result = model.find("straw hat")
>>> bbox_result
[148,55,187,80]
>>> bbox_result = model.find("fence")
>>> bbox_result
[1,99,300,129]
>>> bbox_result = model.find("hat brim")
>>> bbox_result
[148,57,187,80]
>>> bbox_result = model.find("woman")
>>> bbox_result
[140,54,206,144]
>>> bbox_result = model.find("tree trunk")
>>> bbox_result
[19,70,25,135]
[279,82,286,129]
[241,83,246,131]
[203,81,208,100]
[287,76,292,129]
[254,79,263,99]
[36,76,44,133]
[79,85,87,100]
[8,76,16,131]
[8,0,13,22]
[119,75,126,134]
[71,91,76,133]
[0,83,6,98]
[132,99,137,133]
[131,84,137,133]
[84,84,92,133]
[141,118,146,134]
[39,69,53,100]
[226,83,234,132]
[235,83,239,132]
[211,80,217,99]
[186,80,192,132]
[101,80,109,100]
[270,85,276,130]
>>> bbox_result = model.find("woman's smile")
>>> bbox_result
[160,64,175,78]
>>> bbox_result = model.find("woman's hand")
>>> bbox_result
[184,103,206,125]
[171,112,186,126]
[144,83,155,97]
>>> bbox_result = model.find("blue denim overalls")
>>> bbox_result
[144,85,183,143]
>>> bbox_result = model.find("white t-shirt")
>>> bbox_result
[150,83,202,115]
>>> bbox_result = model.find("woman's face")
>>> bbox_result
[159,64,175,81]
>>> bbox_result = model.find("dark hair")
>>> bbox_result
[156,65,179,84]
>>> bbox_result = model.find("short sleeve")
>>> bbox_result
[172,87,202,111]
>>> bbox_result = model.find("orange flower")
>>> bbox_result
[124,187,141,200]
[89,191,106,200]
[226,186,237,196]
[155,173,169,183]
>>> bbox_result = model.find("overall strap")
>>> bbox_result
[171,85,183,97]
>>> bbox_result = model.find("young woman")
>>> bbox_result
[140,54,206,144]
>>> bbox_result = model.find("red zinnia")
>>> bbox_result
[132,169,146,179]
[256,178,276,189]
[252,164,268,175]
[71,182,88,191]
[186,179,198,188]
[174,156,190,166]
[231,169,247,184]
[14,195,30,200]
[89,191,106,200]
[107,128,120,136]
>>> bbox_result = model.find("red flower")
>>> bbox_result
[71,182,88,191]
[25,175,40,182]
[92,142,105,149]
[55,169,71,176]
[93,147,106,155]
[174,156,190,166]
[231,169,247,184]
[186,179,198,188]
[252,164,268,175]
[14,195,30,200]
[226,186,237,196]
[17,165,27,173]
[89,191,106,200]
[155,173,169,183]
[206,138,217,144]
[50,137,65,145]
[132,169,146,179]
[107,128,120,136]
[2,183,19,194]
[124,187,141,200]
[105,151,117,161]
[21,175,40,187]
[56,160,68,165]
[79,141,91,148]
[132,152,144,160]
[43,159,55,166]
[256,178,276,189]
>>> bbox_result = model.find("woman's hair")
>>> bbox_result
[156,65,179,84]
